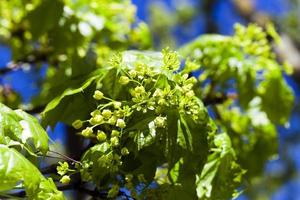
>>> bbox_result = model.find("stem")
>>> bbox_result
[0,180,135,199]
[202,0,218,33]
[22,105,45,114]
[0,193,24,199]
[0,62,23,75]
[97,101,114,109]
[203,92,238,106]
[48,150,82,165]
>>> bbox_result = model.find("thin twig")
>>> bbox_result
[203,92,238,106]
[0,63,21,75]
[49,150,82,164]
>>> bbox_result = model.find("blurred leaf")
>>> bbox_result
[26,0,64,39]
[258,69,294,124]
[32,178,65,200]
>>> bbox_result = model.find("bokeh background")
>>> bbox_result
[1,0,300,199]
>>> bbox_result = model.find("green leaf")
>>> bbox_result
[25,0,64,39]
[236,64,256,108]
[0,103,49,154]
[32,178,65,200]
[0,144,40,192]
[0,103,23,145]
[0,145,64,199]
[177,120,188,150]
[48,17,84,52]
[179,113,210,161]
[196,133,244,200]
[71,51,97,78]
[14,110,49,154]
[164,185,196,200]
[165,110,180,166]
[159,112,213,199]
[81,142,112,183]
[258,69,294,124]
[101,68,125,100]
[122,145,162,184]
[42,70,104,127]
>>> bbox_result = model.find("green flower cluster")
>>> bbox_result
[68,49,210,197]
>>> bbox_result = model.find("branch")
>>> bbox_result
[203,92,238,106]
[0,183,74,198]
[232,0,272,26]
[0,48,52,76]
[48,150,82,165]
[0,62,21,75]
[22,105,45,114]
[1,181,134,200]
[202,0,218,33]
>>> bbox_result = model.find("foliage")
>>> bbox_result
[279,0,300,46]
[0,0,295,199]
[0,103,63,199]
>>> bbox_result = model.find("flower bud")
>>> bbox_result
[116,119,126,128]
[72,120,83,129]
[187,77,197,84]
[93,90,104,100]
[129,131,135,138]
[121,147,129,156]
[125,174,133,182]
[60,175,71,184]
[113,101,122,109]
[90,109,101,117]
[154,116,167,128]
[111,130,120,137]
[110,137,119,147]
[90,114,103,125]
[81,127,93,137]
[108,115,117,125]
[114,110,124,118]
[158,99,166,105]
[97,131,107,142]
[186,90,195,98]
[182,73,189,80]
[102,109,112,119]
[186,90,195,97]
[129,70,137,78]
[119,76,130,85]
[134,86,145,94]
[153,89,163,97]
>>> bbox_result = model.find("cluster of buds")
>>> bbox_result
[154,116,167,128]
[162,47,180,71]
[57,162,73,184]
[71,51,207,193]
[73,52,204,152]
[72,89,130,153]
